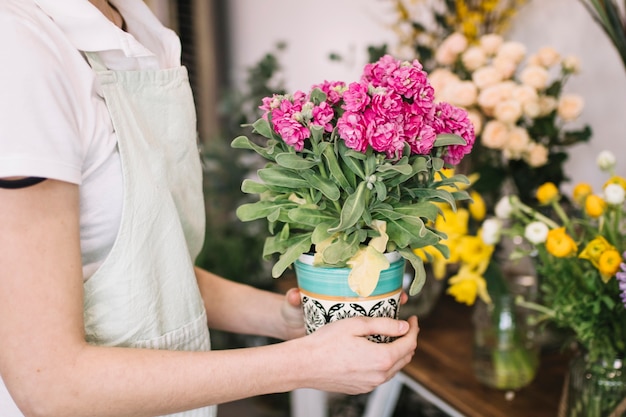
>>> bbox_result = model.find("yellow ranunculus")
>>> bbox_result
[447,264,492,306]
[598,249,621,282]
[572,182,593,206]
[536,182,560,205]
[545,227,578,258]
[579,236,614,268]
[603,175,626,191]
[584,194,606,218]
[468,190,487,221]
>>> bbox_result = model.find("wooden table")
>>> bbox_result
[367,295,570,417]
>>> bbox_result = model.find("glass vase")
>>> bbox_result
[472,294,539,390]
[559,351,626,417]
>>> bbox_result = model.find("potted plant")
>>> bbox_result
[231,54,476,335]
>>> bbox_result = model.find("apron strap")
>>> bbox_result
[84,52,108,72]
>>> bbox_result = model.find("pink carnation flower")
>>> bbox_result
[434,102,476,165]
[312,101,335,132]
[337,112,368,152]
[342,82,371,112]
[311,80,346,105]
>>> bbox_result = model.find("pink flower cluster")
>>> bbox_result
[260,55,475,165]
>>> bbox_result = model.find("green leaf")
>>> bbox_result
[252,118,274,139]
[241,179,269,194]
[340,144,366,179]
[374,180,387,202]
[386,217,440,248]
[398,248,426,296]
[320,237,359,266]
[236,201,288,222]
[433,133,466,147]
[300,170,341,201]
[258,167,309,188]
[323,145,351,190]
[310,88,327,105]
[231,135,277,161]
[377,162,413,176]
[328,181,367,233]
[288,208,336,227]
[275,153,318,169]
[311,222,334,244]
[272,234,313,277]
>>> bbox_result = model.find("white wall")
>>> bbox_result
[227,0,626,190]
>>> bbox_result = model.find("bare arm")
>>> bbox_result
[0,179,418,417]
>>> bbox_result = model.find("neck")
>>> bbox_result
[89,0,125,30]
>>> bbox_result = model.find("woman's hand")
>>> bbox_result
[280,288,306,340]
[293,315,419,395]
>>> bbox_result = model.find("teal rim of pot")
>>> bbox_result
[294,254,405,298]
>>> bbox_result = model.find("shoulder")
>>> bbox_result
[0,1,94,183]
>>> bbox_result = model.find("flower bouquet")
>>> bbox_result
[429,32,592,209]
[487,150,626,414]
[231,54,475,302]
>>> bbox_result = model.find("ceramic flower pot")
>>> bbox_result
[294,252,405,343]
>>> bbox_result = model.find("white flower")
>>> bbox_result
[504,126,531,158]
[604,183,625,205]
[597,150,617,172]
[492,55,517,79]
[481,218,502,245]
[494,196,513,219]
[538,96,557,116]
[524,221,549,244]
[466,109,483,135]
[436,32,468,65]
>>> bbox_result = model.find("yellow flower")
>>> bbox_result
[447,264,492,306]
[579,236,614,268]
[468,190,487,221]
[545,227,578,257]
[584,194,605,218]
[603,175,626,191]
[457,235,494,268]
[572,182,593,206]
[598,249,621,282]
[536,182,560,205]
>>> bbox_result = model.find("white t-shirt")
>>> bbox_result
[0,0,185,414]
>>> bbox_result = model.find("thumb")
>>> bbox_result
[285,287,302,307]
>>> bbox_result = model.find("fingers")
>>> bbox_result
[285,287,301,307]
[348,316,411,338]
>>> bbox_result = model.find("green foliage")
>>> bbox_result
[232,117,471,294]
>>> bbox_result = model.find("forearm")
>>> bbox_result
[10,340,303,417]
[195,267,289,339]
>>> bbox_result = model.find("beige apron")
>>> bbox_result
[83,53,215,417]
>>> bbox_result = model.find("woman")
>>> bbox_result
[0,1,419,416]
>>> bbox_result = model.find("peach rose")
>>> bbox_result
[472,66,503,89]
[524,142,549,167]
[522,99,541,118]
[562,55,581,74]
[538,96,557,116]
[557,94,584,121]
[512,84,539,105]
[467,109,484,135]
[494,99,523,123]
[504,126,531,158]
[436,32,468,65]
[462,46,487,71]
[496,41,527,64]
[479,33,504,56]
[536,46,561,68]
[520,64,550,90]
[481,120,509,149]
[445,81,478,107]
[492,55,517,79]
[429,68,460,101]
